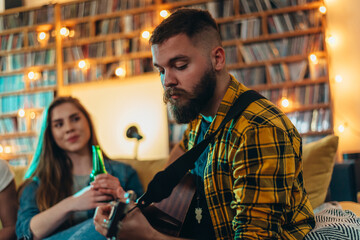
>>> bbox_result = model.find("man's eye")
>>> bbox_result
[176,64,187,70]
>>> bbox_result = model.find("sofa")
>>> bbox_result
[4,135,360,232]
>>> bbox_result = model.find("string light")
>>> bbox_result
[141,30,150,39]
[30,112,36,119]
[335,75,343,83]
[326,35,336,46]
[281,97,290,108]
[160,10,169,18]
[0,145,3,153]
[18,109,25,118]
[309,54,318,64]
[338,124,345,133]
[37,32,47,41]
[319,6,327,14]
[60,27,70,37]
[78,60,89,69]
[28,71,40,80]
[115,67,126,77]
[4,146,11,154]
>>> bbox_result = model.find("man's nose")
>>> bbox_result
[162,70,177,88]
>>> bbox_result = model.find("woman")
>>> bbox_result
[0,159,17,240]
[16,96,143,240]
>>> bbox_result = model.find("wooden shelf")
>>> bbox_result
[0,131,37,139]
[0,108,44,119]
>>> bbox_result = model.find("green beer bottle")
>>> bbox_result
[89,145,107,182]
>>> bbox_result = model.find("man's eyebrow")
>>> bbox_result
[153,55,189,68]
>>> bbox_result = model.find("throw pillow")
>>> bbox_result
[302,135,339,209]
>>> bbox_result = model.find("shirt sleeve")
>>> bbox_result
[0,160,14,192]
[231,125,302,239]
[16,181,40,240]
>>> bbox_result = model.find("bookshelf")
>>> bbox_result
[0,0,332,163]
[0,5,56,165]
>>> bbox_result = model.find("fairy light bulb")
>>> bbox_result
[160,10,169,18]
[338,124,345,133]
[60,27,70,37]
[0,145,3,153]
[18,109,25,118]
[327,35,336,46]
[38,32,46,41]
[78,60,86,69]
[141,30,150,39]
[30,112,36,119]
[319,6,327,14]
[281,97,290,108]
[115,67,126,77]
[28,71,35,80]
[309,54,318,63]
[335,75,343,83]
[4,146,11,154]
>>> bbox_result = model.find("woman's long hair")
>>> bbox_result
[20,96,102,211]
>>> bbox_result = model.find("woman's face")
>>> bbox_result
[50,102,91,155]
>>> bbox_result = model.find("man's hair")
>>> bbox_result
[150,8,221,47]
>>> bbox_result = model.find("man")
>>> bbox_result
[94,8,315,239]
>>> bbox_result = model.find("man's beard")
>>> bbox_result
[164,67,216,124]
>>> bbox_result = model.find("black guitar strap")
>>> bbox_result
[137,90,265,208]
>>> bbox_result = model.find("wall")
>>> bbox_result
[325,0,360,160]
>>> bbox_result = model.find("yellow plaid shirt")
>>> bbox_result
[179,76,315,239]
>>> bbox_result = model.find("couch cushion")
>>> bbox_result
[302,135,339,209]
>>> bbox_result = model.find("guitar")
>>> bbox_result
[106,173,196,239]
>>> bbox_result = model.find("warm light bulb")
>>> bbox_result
[338,124,345,133]
[319,6,327,14]
[78,60,86,69]
[60,27,70,37]
[0,145,3,153]
[160,10,169,18]
[326,36,336,46]
[30,112,36,119]
[281,98,290,108]
[38,32,46,41]
[309,54,318,63]
[18,109,25,118]
[335,75,343,83]
[69,30,75,38]
[115,67,126,77]
[4,146,11,154]
[141,30,150,39]
[28,71,35,80]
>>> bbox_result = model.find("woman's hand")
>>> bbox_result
[70,185,113,211]
[91,174,125,200]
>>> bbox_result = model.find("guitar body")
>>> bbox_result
[106,173,196,238]
[142,173,196,237]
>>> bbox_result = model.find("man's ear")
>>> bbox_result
[211,46,226,71]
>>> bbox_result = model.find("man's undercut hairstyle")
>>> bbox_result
[150,8,221,47]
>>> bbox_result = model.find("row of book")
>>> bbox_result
[0,33,24,52]
[219,17,262,41]
[259,82,329,107]
[0,136,37,154]
[0,114,43,135]
[8,158,29,167]
[0,49,56,72]
[185,0,234,19]
[287,108,331,134]
[61,0,154,20]
[229,58,327,87]
[240,33,323,63]
[0,6,54,31]
[268,9,322,34]
[0,91,54,114]
[63,58,154,84]
[63,38,150,63]
[239,0,318,14]
[0,70,56,94]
